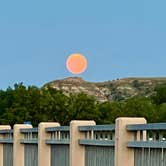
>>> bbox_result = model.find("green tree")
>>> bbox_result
[67,93,100,124]
[39,87,70,125]
[97,101,123,124]
[155,103,166,122]
[123,96,157,122]
[152,84,166,105]
[0,83,42,126]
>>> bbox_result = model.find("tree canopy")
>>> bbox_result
[0,83,166,126]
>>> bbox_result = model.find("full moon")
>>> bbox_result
[66,53,87,74]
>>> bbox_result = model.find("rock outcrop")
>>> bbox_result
[44,77,166,102]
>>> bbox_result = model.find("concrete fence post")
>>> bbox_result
[70,120,96,166]
[0,125,11,166]
[38,122,60,166]
[115,117,146,166]
[13,124,32,166]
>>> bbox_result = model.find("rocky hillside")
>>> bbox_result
[44,77,166,102]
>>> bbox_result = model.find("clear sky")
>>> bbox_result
[0,0,166,89]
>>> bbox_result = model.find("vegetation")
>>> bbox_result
[0,83,166,126]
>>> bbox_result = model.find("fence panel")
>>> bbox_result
[85,146,114,166]
[51,145,69,166]
[24,144,38,166]
[134,148,166,166]
[45,126,70,166]
[20,128,38,166]
[0,129,13,166]
[79,124,115,166]
[3,144,13,166]
[127,123,166,166]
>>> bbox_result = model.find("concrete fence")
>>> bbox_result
[1,117,166,166]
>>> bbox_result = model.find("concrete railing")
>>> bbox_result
[78,124,115,166]
[1,117,166,166]
[127,123,166,166]
[45,126,70,166]
[0,127,13,166]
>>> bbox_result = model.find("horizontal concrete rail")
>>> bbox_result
[20,128,38,133]
[127,123,166,131]
[46,126,69,132]
[127,141,166,148]
[79,124,115,131]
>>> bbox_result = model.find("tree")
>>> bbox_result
[122,96,157,122]
[155,103,166,122]
[97,101,123,124]
[67,93,100,124]
[151,84,166,105]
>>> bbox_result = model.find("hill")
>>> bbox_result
[44,77,166,102]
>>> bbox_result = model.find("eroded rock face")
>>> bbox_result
[44,77,166,102]
[46,77,109,102]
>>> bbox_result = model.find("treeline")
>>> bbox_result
[0,83,166,126]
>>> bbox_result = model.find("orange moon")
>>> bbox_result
[66,53,87,74]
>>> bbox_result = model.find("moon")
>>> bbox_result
[66,53,87,74]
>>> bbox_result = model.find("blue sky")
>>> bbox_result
[0,0,166,89]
